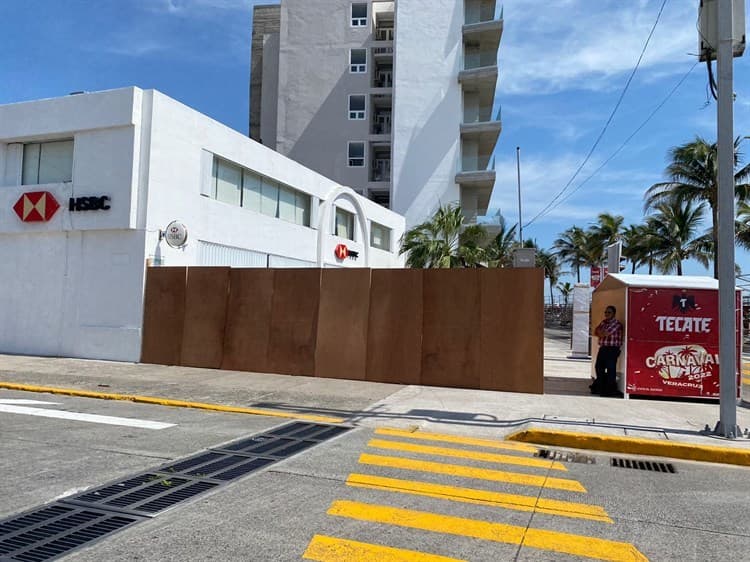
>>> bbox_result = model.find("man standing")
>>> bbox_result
[591,305,623,397]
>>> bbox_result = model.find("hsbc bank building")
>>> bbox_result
[0,88,405,362]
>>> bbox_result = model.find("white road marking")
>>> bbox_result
[0,399,60,405]
[0,404,175,429]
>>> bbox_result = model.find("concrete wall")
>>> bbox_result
[391,0,463,225]
[0,88,147,361]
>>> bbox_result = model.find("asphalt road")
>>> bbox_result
[1,389,749,562]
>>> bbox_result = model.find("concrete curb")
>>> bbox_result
[506,428,750,467]
[0,382,345,424]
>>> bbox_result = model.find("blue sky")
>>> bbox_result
[2,0,749,283]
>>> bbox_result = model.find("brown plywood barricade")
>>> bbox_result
[141,266,187,365]
[267,268,321,376]
[480,268,544,393]
[315,268,371,380]
[421,269,481,388]
[221,268,275,372]
[180,267,230,369]
[366,269,423,384]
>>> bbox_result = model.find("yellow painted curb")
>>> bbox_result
[506,429,750,467]
[0,382,344,424]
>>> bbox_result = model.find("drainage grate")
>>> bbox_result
[0,504,142,562]
[64,474,220,517]
[536,449,596,464]
[0,421,351,561]
[213,422,350,461]
[611,457,677,473]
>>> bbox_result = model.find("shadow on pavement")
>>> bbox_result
[249,400,715,439]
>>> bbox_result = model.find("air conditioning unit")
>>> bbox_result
[699,0,746,61]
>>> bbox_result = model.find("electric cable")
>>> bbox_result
[541,61,699,214]
[523,0,670,229]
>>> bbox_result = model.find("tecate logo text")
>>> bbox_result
[655,316,712,333]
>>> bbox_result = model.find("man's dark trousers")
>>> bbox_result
[594,345,620,393]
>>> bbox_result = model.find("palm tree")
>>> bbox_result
[536,247,561,305]
[645,198,710,275]
[553,226,587,282]
[588,212,624,264]
[485,215,518,268]
[736,201,750,250]
[399,203,488,268]
[557,281,574,306]
[644,136,750,278]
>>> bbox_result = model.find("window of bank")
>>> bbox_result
[335,207,355,240]
[211,156,311,227]
[370,221,391,251]
[22,140,74,185]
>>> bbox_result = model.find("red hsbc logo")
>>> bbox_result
[334,244,349,259]
[13,191,60,222]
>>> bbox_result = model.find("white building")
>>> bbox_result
[0,87,405,363]
[250,0,502,226]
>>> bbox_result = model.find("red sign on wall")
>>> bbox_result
[13,191,60,222]
[626,287,740,398]
[334,244,349,260]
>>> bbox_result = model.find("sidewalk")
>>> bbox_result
[1,330,749,465]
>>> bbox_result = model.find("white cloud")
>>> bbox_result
[500,0,697,95]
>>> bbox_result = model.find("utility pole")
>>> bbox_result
[714,0,740,438]
[516,146,522,244]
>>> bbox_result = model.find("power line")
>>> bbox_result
[545,61,699,213]
[524,0,670,229]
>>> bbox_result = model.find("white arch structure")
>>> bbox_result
[316,185,370,267]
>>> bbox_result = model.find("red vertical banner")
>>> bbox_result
[626,287,741,398]
[590,266,608,288]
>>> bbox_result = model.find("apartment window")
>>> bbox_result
[349,95,365,119]
[370,222,391,251]
[350,48,367,73]
[351,3,367,26]
[22,140,74,185]
[335,207,356,240]
[348,142,365,167]
[211,156,311,226]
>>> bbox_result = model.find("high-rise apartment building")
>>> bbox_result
[250,0,502,226]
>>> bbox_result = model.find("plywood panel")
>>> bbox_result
[180,267,230,369]
[315,269,371,380]
[480,268,544,393]
[366,269,423,384]
[267,269,321,376]
[221,269,274,372]
[140,267,187,366]
[421,269,480,388]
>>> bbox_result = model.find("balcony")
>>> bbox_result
[461,104,501,141]
[455,154,495,189]
[464,0,500,25]
[460,185,493,224]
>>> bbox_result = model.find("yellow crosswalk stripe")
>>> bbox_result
[359,453,586,493]
[328,501,648,562]
[375,428,538,453]
[303,534,466,562]
[346,473,612,523]
[367,438,567,471]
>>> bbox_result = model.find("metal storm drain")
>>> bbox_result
[536,449,597,464]
[611,457,676,473]
[0,504,142,562]
[0,421,350,561]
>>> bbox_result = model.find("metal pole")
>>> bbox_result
[516,146,522,244]
[715,0,739,438]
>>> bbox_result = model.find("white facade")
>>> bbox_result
[0,87,405,362]
[250,0,503,226]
